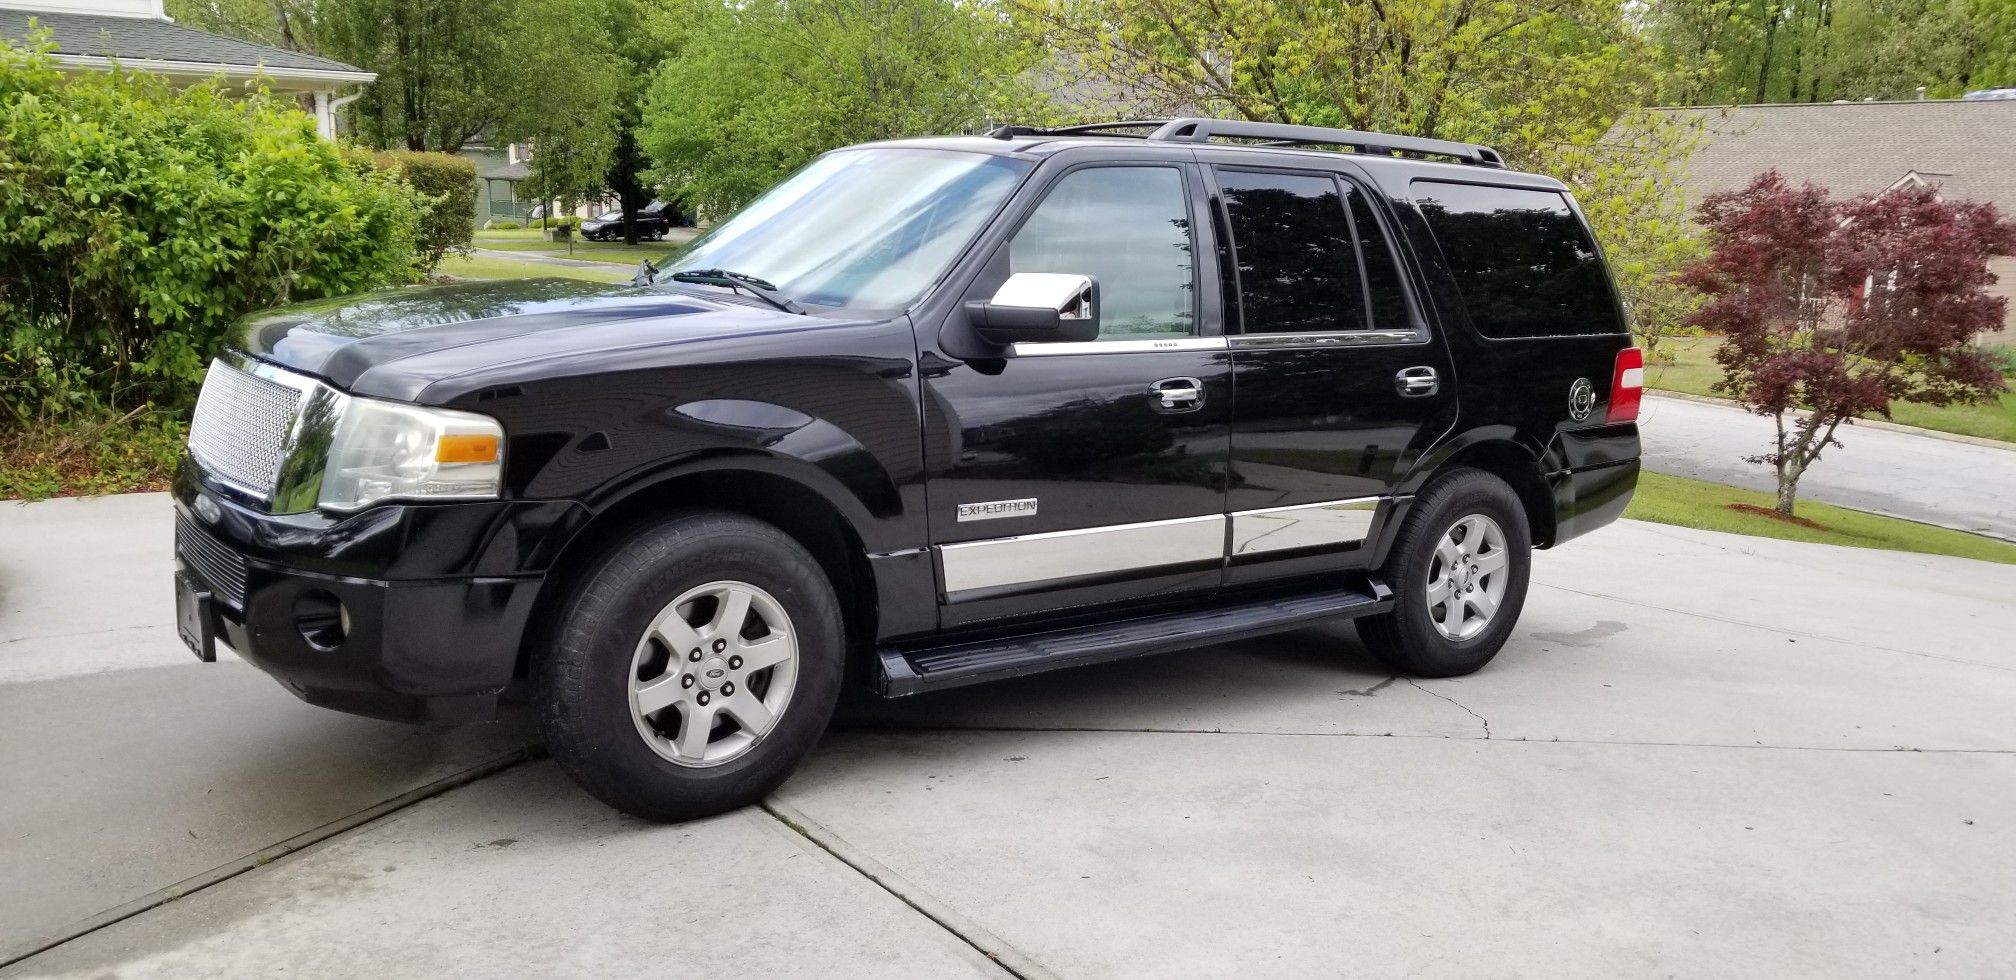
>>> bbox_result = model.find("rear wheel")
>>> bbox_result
[537,511,844,821]
[1357,469,1531,677]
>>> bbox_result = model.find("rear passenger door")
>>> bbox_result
[1208,165,1456,584]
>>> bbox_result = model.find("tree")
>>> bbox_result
[491,0,625,215]
[1011,0,1706,354]
[167,0,318,53]
[319,0,510,151]
[601,0,681,244]
[1679,171,2016,514]
[1643,0,2013,103]
[640,0,1043,214]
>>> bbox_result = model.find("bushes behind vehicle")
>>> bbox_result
[375,150,477,272]
[0,34,424,428]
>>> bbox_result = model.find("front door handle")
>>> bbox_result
[1150,377,1204,412]
[1395,366,1440,398]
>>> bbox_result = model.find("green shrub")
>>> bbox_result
[0,32,423,425]
[375,150,476,272]
[0,407,187,500]
[487,220,522,230]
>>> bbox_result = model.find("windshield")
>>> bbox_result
[667,148,1031,311]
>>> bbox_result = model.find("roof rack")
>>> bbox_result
[988,117,1505,168]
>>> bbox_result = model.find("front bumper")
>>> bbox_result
[173,468,588,723]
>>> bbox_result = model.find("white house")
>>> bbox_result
[0,0,373,138]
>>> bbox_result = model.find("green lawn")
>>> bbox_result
[1624,470,2016,564]
[1645,336,2016,443]
[472,227,687,267]
[438,252,629,284]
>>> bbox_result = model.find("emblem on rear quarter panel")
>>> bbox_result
[958,498,1038,522]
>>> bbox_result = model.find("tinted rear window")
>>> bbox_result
[1411,181,1624,338]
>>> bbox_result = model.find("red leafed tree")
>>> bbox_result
[1680,171,2016,514]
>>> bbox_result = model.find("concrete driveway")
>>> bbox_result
[3,495,2014,978]
[1639,393,2016,540]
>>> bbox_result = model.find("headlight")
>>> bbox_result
[317,397,505,511]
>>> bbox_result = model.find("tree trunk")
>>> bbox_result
[1775,466,1802,515]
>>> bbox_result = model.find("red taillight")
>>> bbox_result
[1607,346,1643,423]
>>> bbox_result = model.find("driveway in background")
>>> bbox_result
[1639,392,2016,540]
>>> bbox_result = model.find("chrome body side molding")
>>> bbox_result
[936,496,1393,596]
[937,514,1225,594]
[1229,497,1382,556]
[1008,336,1229,357]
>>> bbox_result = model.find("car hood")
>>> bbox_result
[237,277,821,402]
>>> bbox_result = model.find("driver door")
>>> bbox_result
[920,162,1234,629]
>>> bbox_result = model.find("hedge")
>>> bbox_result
[375,150,476,272]
[0,33,424,424]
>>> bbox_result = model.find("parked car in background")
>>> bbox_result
[581,201,692,242]
[172,118,1640,823]
[580,209,665,241]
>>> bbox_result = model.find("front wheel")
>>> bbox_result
[536,511,845,821]
[1356,469,1531,677]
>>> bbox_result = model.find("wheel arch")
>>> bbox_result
[1407,428,1558,549]
[516,459,883,681]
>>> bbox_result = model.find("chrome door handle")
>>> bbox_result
[1395,366,1439,397]
[1150,377,1204,411]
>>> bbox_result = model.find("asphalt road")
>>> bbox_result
[4,495,2014,978]
[1639,393,2016,540]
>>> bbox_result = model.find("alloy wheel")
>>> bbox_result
[1425,514,1509,641]
[628,580,799,767]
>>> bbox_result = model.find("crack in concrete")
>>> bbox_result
[1339,676,1398,697]
[1404,679,1491,738]
[0,623,166,646]
[760,799,1052,980]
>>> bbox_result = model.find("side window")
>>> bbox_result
[1008,166,1195,338]
[1346,185,1410,330]
[1218,170,1366,333]
[1410,180,1626,338]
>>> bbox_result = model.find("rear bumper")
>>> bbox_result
[1547,422,1639,546]
[1550,458,1639,546]
[173,467,584,723]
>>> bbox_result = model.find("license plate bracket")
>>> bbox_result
[175,569,217,663]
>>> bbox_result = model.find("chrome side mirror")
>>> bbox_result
[965,273,1099,344]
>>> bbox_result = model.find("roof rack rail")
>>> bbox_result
[987,120,1162,140]
[1148,118,1505,168]
[986,117,1506,168]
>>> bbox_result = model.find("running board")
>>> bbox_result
[877,580,1394,697]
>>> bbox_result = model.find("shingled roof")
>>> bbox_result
[0,9,369,79]
[1654,101,2016,209]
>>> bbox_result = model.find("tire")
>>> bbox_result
[536,511,845,821]
[1356,468,1532,678]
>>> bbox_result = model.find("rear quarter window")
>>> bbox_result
[1410,180,1625,339]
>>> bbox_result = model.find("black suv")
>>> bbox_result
[173,119,1641,821]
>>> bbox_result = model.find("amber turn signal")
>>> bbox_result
[436,434,501,464]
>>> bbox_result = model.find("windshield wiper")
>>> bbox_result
[667,268,807,315]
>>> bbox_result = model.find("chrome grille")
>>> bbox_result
[176,511,248,608]
[187,360,302,495]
